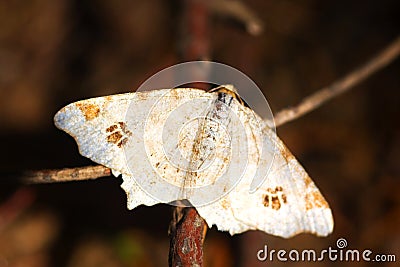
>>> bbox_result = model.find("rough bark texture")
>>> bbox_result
[169,207,207,267]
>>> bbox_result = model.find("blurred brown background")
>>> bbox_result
[0,0,399,266]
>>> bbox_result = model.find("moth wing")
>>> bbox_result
[197,127,333,238]
[54,88,209,208]
[55,92,136,175]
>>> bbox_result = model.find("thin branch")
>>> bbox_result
[16,165,111,184]
[274,35,400,127]
[208,0,264,35]
[180,0,210,62]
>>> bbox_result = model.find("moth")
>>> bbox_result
[54,85,333,238]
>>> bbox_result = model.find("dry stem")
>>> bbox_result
[10,165,111,184]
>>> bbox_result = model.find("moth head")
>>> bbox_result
[209,84,249,108]
[209,84,238,94]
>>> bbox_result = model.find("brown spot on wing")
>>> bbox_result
[117,137,128,148]
[299,166,329,210]
[118,121,129,132]
[263,186,287,210]
[105,121,132,148]
[76,103,100,120]
[107,131,123,144]
[106,124,118,132]
[220,198,230,210]
[305,190,329,210]
[304,175,313,187]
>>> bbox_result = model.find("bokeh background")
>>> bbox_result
[0,0,399,266]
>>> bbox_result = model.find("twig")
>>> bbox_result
[274,35,400,127]
[208,0,264,35]
[14,165,111,184]
[180,0,210,61]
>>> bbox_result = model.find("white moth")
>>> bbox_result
[54,85,333,238]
